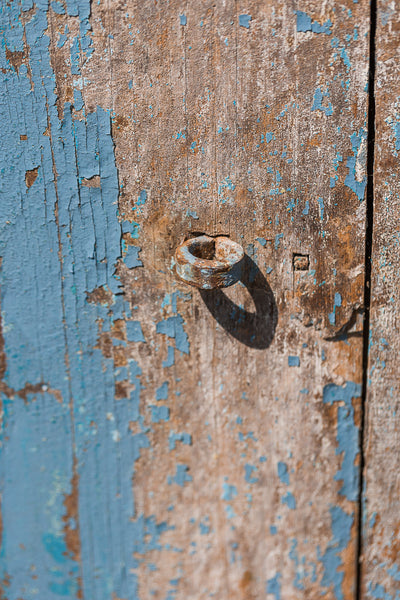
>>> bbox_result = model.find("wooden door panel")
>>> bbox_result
[0,1,371,599]
[361,1,400,597]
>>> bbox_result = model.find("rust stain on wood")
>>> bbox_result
[63,457,81,564]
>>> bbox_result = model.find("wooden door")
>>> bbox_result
[0,1,397,599]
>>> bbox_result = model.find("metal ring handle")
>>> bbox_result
[174,235,244,290]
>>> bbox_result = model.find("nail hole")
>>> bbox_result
[293,253,310,271]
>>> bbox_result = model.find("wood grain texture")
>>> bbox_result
[0,1,371,599]
[361,2,400,598]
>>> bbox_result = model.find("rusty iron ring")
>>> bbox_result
[174,235,245,290]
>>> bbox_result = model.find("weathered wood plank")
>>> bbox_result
[0,1,371,599]
[361,2,400,597]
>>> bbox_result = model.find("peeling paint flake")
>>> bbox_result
[295,11,332,35]
[344,129,367,201]
[323,382,361,501]
[239,14,252,29]
[318,506,353,600]
[156,315,189,355]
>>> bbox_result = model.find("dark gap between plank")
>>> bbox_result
[356,0,377,597]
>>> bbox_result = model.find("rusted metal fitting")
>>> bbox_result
[174,235,244,290]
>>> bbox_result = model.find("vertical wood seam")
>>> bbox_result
[357,0,377,597]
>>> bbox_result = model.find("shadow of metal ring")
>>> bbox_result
[199,255,278,349]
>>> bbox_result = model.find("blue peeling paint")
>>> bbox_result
[115,366,128,381]
[124,245,143,268]
[57,25,69,48]
[394,121,400,152]
[161,290,191,313]
[126,320,146,342]
[367,582,392,599]
[150,405,170,423]
[323,382,361,501]
[368,512,377,529]
[288,538,317,589]
[0,397,80,597]
[222,482,238,501]
[288,356,300,367]
[282,491,296,509]
[238,431,258,442]
[312,88,333,116]
[302,200,310,215]
[329,292,343,325]
[277,462,290,485]
[239,14,252,28]
[137,189,147,206]
[275,233,283,249]
[266,573,282,599]
[388,565,400,582]
[73,88,84,111]
[169,431,192,450]
[318,506,353,600]
[225,505,236,520]
[199,519,210,535]
[156,381,169,401]
[387,118,400,154]
[122,219,140,239]
[70,36,81,75]
[244,464,259,484]
[0,2,171,597]
[168,465,192,487]
[296,11,332,34]
[344,129,367,201]
[340,47,351,71]
[52,1,66,15]
[157,316,189,355]
[180,14,187,26]
[296,10,312,31]
[131,514,172,560]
